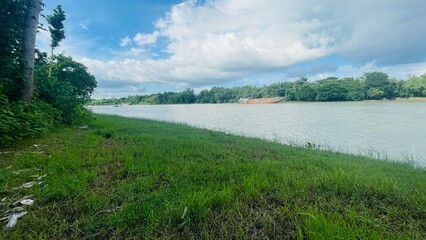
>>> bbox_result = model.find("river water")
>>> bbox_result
[91,101,426,166]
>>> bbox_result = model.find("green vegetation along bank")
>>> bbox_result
[1,2,97,146]
[90,72,426,105]
[1,114,425,239]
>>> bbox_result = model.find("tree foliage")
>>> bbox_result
[315,78,348,101]
[50,55,96,101]
[398,75,426,97]
[35,55,97,123]
[46,4,66,53]
[1,3,97,145]
[363,72,394,99]
[0,0,27,101]
[295,84,316,101]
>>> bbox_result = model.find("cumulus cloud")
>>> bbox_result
[84,0,426,92]
[285,62,339,78]
[332,0,426,65]
[120,36,132,47]
[92,85,146,99]
[133,31,160,46]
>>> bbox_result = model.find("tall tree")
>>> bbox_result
[363,72,390,99]
[315,78,348,101]
[0,0,26,100]
[22,0,43,103]
[46,5,65,55]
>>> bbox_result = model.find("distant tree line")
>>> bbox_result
[91,72,426,105]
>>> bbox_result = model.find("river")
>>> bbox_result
[91,101,426,166]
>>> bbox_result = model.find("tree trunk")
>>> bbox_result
[22,0,43,103]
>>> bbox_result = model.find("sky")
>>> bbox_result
[36,0,426,99]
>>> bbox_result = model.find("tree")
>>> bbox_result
[1,2,98,144]
[267,82,290,97]
[0,0,26,100]
[283,82,297,100]
[340,77,365,101]
[46,5,65,55]
[179,88,196,104]
[315,78,347,101]
[399,75,426,97]
[367,88,385,100]
[364,72,390,100]
[50,55,96,102]
[294,77,308,87]
[36,55,97,123]
[22,0,43,103]
[295,84,316,101]
[197,89,214,103]
[364,72,389,89]
[291,77,316,101]
[386,77,398,99]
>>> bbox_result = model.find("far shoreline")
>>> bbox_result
[393,97,426,101]
[88,97,426,107]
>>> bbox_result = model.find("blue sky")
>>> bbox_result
[37,0,426,99]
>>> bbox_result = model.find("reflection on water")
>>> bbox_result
[91,101,426,166]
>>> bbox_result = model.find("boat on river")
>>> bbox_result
[239,97,285,104]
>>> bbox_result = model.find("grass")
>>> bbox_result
[0,114,425,239]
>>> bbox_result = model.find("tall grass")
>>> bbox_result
[0,114,425,239]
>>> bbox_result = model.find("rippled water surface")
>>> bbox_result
[91,101,426,166]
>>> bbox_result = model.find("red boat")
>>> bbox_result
[239,97,285,104]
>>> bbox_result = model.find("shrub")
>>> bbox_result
[0,92,60,146]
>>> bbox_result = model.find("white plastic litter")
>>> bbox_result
[2,194,36,230]
[12,168,31,175]
[181,207,188,219]
[12,195,33,206]
[3,212,27,230]
[5,207,25,214]
[20,199,34,206]
[32,144,47,148]
[37,174,47,180]
[21,182,35,188]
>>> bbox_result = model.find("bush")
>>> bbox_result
[1,53,97,146]
[35,55,96,124]
[0,92,60,146]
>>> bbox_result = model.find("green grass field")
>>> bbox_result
[1,114,425,239]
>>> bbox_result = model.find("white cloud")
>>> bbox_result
[332,0,426,65]
[78,20,89,31]
[80,0,426,94]
[133,31,159,46]
[92,85,146,99]
[36,19,97,59]
[120,36,132,47]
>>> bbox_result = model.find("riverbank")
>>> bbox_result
[1,114,425,239]
[394,97,426,101]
